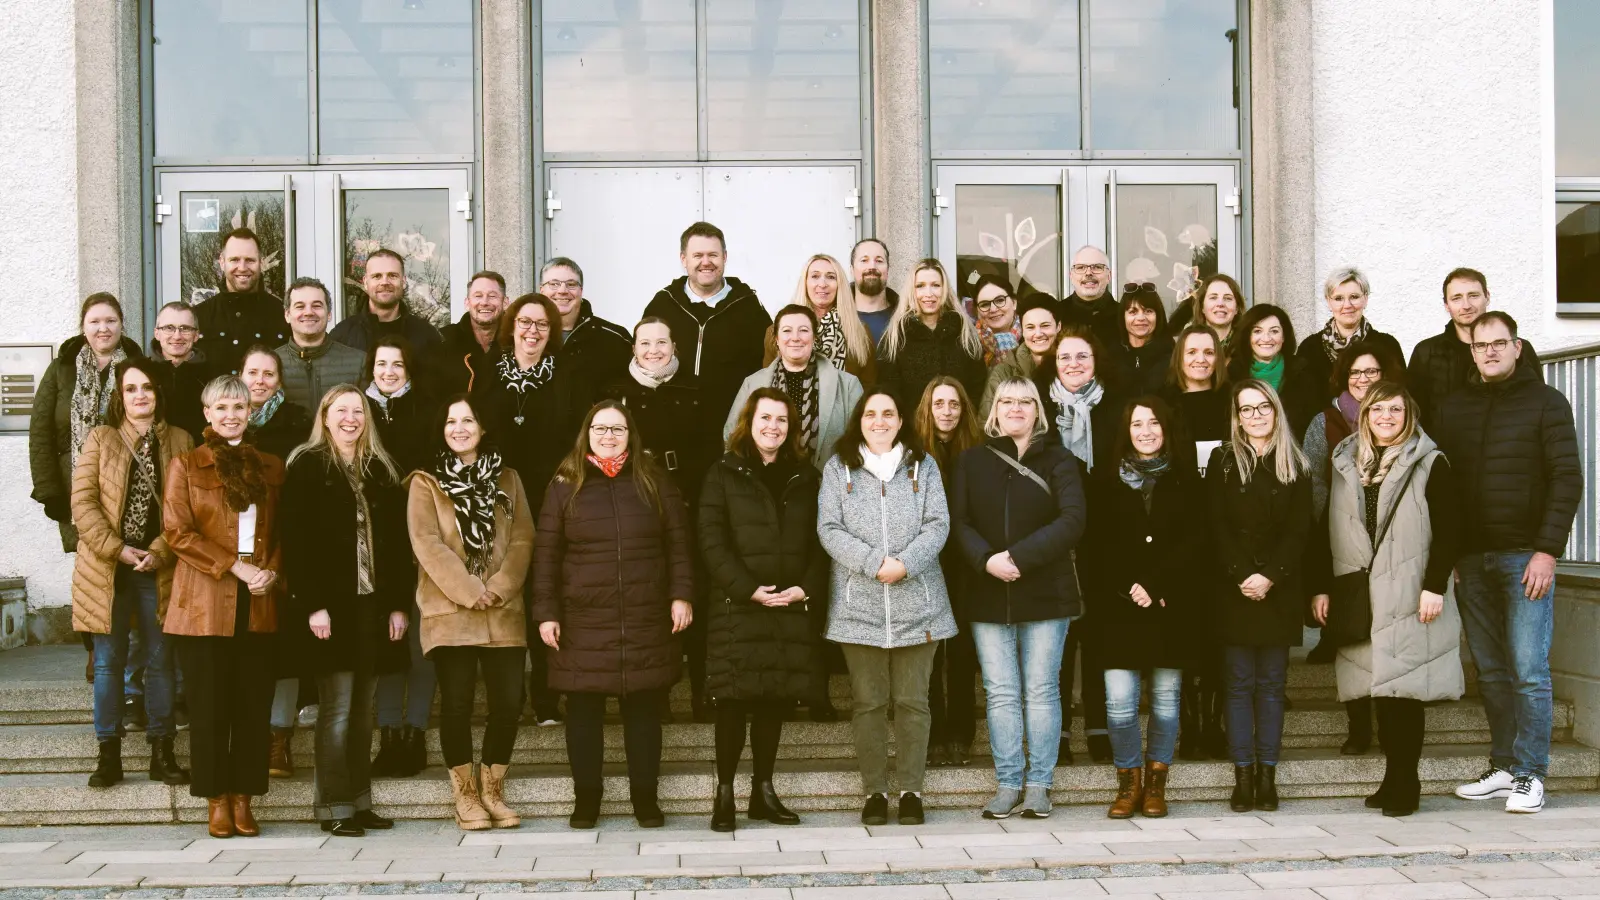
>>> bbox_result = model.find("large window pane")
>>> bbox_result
[929,0,1081,156]
[954,185,1063,301]
[1089,0,1237,151]
[317,0,474,157]
[1556,0,1600,175]
[543,0,698,154]
[1557,201,1600,310]
[342,188,454,328]
[1113,184,1218,313]
[706,0,860,154]
[179,191,288,304]
[154,1,309,159]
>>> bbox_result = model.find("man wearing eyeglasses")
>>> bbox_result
[539,257,631,386]
[1063,246,1121,345]
[148,301,215,443]
[1408,268,1541,436]
[1435,311,1580,815]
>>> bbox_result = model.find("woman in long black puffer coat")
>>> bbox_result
[698,387,828,833]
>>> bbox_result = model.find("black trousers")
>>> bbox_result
[714,700,784,785]
[524,585,560,717]
[928,633,979,747]
[1060,625,1107,734]
[1374,697,1425,799]
[432,645,525,767]
[565,689,664,800]
[177,584,275,799]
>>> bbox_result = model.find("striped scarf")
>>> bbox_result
[339,458,376,594]
[772,359,820,458]
[815,310,848,371]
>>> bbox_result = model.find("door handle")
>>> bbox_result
[545,189,561,220]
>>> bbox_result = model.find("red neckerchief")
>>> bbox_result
[586,450,628,478]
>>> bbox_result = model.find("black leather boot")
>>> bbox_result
[398,725,427,777]
[749,779,800,825]
[89,737,123,788]
[371,726,399,776]
[569,786,601,829]
[1253,763,1279,811]
[1229,764,1254,813]
[148,735,190,785]
[710,782,737,832]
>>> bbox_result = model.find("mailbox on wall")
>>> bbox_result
[0,345,54,434]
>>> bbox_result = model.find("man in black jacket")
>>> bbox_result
[1061,246,1120,345]
[148,301,215,443]
[430,270,508,400]
[539,257,632,387]
[1408,268,1541,435]
[642,222,771,429]
[193,228,290,374]
[330,248,443,356]
[1435,311,1580,815]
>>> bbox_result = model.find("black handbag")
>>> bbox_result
[1323,463,1419,647]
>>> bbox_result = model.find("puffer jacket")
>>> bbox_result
[1407,321,1541,436]
[70,420,195,633]
[723,358,864,471]
[603,367,719,508]
[407,467,532,655]
[642,277,771,436]
[817,450,957,648]
[1206,444,1312,647]
[876,311,986,414]
[275,339,366,412]
[951,437,1085,623]
[1327,433,1463,704]
[29,333,145,550]
[561,300,633,386]
[1434,361,1581,557]
[697,453,828,702]
[531,460,695,695]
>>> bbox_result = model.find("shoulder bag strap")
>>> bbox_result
[987,446,1050,496]
[1369,459,1422,550]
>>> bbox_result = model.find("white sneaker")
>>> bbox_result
[1456,766,1515,800]
[1506,775,1545,813]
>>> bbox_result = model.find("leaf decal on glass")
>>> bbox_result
[1144,226,1168,257]
[1178,223,1212,252]
[1125,256,1161,284]
[978,231,1007,260]
[1014,217,1037,252]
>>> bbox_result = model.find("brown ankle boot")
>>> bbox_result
[1107,767,1144,819]
[479,763,521,828]
[207,796,233,838]
[1142,761,1169,818]
[268,729,293,778]
[230,793,259,836]
[448,764,492,831]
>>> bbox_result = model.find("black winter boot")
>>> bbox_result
[710,782,737,832]
[1253,763,1279,811]
[749,779,800,824]
[1229,764,1254,813]
[89,737,123,788]
[371,726,400,776]
[148,735,189,785]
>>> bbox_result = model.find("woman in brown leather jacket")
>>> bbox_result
[162,375,284,839]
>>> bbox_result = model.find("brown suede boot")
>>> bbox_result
[448,764,492,831]
[268,728,293,778]
[479,763,521,828]
[1142,761,1169,818]
[1107,767,1144,819]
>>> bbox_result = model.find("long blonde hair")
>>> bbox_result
[790,253,872,370]
[1354,381,1417,480]
[286,384,400,482]
[880,258,983,362]
[1226,379,1306,485]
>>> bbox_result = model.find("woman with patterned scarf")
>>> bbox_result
[727,304,863,472]
[407,394,534,831]
[31,293,142,552]
[162,375,286,838]
[1293,267,1405,409]
[764,254,877,385]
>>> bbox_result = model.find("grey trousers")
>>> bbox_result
[312,670,378,821]
[839,641,939,795]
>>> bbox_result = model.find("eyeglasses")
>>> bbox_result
[1348,367,1383,380]
[1237,402,1275,419]
[1057,352,1094,364]
[155,325,198,335]
[1071,263,1109,275]
[974,295,1013,312]
[514,317,551,334]
[540,280,581,291]
[1368,403,1407,418]
[1123,282,1158,295]
[996,397,1036,408]
[589,425,629,438]
[1470,339,1514,356]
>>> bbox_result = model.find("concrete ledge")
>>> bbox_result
[1555,567,1600,747]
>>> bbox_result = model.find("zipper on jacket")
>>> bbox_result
[671,288,739,376]
[609,479,628,695]
[879,470,892,647]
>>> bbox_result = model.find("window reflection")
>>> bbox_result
[343,189,453,327]
[154,1,309,159]
[179,192,287,304]
[1557,202,1600,309]
[954,185,1063,301]
[1113,184,1218,313]
[1556,0,1600,175]
[1089,0,1237,151]
[317,0,474,156]
[928,0,1082,156]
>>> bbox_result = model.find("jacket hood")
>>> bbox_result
[1331,428,1438,479]
[662,275,758,307]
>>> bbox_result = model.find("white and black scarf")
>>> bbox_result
[434,449,511,577]
[1320,316,1372,362]
[496,352,555,393]
[772,359,820,458]
[815,310,848,372]
[69,342,126,471]
[1049,377,1104,471]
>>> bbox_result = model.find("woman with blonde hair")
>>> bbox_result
[877,258,986,412]
[1207,379,1311,813]
[282,385,413,836]
[764,254,877,384]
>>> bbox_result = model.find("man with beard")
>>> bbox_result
[330,248,443,357]
[1062,245,1121,345]
[276,277,365,411]
[194,228,290,374]
[430,270,509,399]
[850,238,898,346]
[539,257,631,385]
[148,301,215,443]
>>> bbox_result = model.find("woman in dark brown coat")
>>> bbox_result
[533,400,695,830]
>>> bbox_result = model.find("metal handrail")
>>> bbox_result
[1544,350,1599,562]
[1538,340,1600,365]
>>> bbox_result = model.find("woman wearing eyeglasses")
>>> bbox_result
[1208,380,1311,813]
[1105,285,1174,397]
[966,275,1023,368]
[1295,268,1405,409]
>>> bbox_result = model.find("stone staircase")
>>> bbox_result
[0,644,1594,826]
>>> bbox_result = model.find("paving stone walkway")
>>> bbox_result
[7,796,1600,898]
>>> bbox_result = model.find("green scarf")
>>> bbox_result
[1250,354,1286,391]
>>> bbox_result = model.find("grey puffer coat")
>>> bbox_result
[817,450,957,649]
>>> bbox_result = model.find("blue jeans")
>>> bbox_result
[92,569,174,740]
[376,605,434,729]
[1224,645,1288,767]
[1457,551,1554,779]
[270,677,299,730]
[972,619,1069,790]
[1104,668,1182,769]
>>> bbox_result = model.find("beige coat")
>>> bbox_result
[1329,432,1464,703]
[70,420,195,633]
[407,468,533,654]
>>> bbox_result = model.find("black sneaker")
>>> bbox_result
[861,793,888,826]
[896,792,925,825]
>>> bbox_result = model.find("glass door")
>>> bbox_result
[155,171,315,309]
[1086,165,1240,313]
[934,166,1082,308]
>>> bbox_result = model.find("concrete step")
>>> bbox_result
[0,741,1592,826]
[0,698,1570,774]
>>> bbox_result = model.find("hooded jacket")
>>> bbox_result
[642,276,771,437]
[428,312,500,400]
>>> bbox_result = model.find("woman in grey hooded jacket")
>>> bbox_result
[818,389,956,828]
